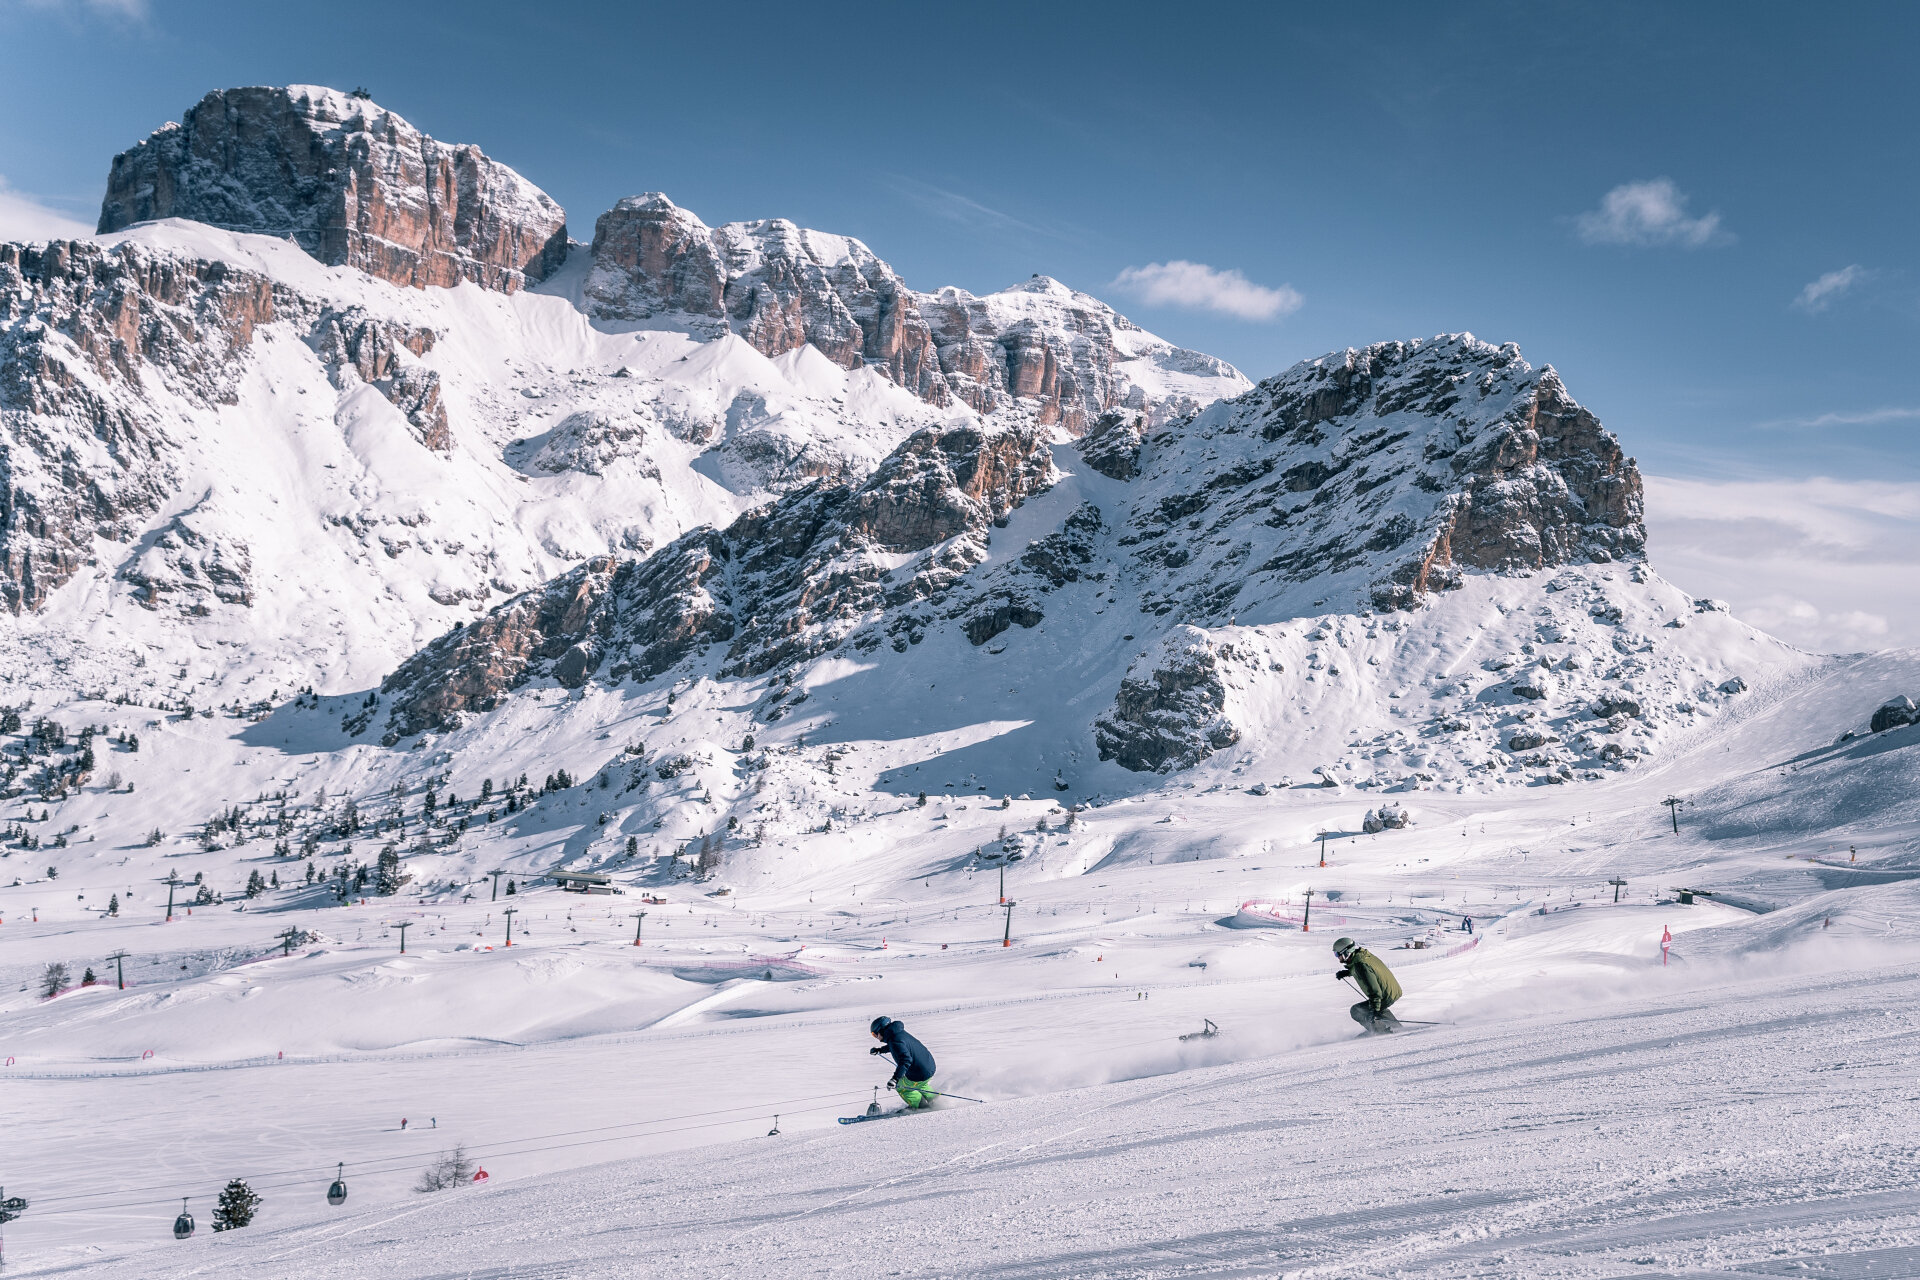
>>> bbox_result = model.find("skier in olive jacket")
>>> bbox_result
[869,1015,938,1109]
[1333,937,1403,1033]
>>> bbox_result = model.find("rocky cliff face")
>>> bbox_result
[1102,335,1645,626]
[377,334,1652,774]
[378,423,1056,739]
[0,237,457,613]
[583,195,1245,430]
[98,86,567,294]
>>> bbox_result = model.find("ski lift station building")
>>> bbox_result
[549,870,619,895]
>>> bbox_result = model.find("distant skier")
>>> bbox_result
[868,1016,938,1109]
[400,1117,409,1130]
[1333,937,1402,1034]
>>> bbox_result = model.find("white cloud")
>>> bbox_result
[11,0,149,20]
[1109,260,1302,322]
[1645,474,1920,653]
[0,178,94,243]
[1793,264,1867,313]
[1575,178,1729,248]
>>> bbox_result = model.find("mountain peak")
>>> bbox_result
[96,85,568,293]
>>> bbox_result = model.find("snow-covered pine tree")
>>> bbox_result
[212,1178,261,1230]
[39,962,68,998]
[376,844,402,895]
[245,869,266,898]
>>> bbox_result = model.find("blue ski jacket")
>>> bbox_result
[876,1021,936,1084]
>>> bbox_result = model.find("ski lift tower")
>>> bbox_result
[1609,877,1628,903]
[1662,796,1683,834]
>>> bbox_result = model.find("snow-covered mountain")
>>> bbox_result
[0,82,1822,837]
[8,84,1920,1276]
[0,86,1245,690]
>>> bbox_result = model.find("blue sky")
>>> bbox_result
[2,0,1917,647]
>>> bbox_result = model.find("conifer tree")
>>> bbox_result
[108,893,120,916]
[212,1178,261,1230]
[376,844,402,895]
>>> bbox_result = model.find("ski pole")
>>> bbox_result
[927,1089,985,1103]
[1343,975,1444,1024]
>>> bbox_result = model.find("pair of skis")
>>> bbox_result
[838,1085,982,1124]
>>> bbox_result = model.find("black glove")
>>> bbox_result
[869,1046,888,1056]
[1335,969,1352,981]
[887,1076,901,1088]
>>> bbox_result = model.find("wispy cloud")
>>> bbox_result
[1109,260,1302,322]
[0,178,94,243]
[1759,405,1920,431]
[1575,178,1729,248]
[1793,264,1868,313]
[9,0,149,20]
[1645,474,1920,652]
[881,177,1049,238]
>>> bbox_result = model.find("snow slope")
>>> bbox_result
[3,648,1919,1270]
[5,84,1920,1280]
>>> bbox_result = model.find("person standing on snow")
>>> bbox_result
[1333,937,1402,1034]
[868,1015,938,1109]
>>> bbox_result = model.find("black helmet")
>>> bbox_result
[1332,937,1358,959]
[869,1015,893,1035]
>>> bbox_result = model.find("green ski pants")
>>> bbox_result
[895,1078,934,1109]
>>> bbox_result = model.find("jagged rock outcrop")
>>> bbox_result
[583,195,1246,429]
[121,495,253,611]
[379,424,1056,738]
[0,237,462,613]
[312,306,449,449]
[98,86,567,293]
[0,239,275,612]
[1092,627,1241,772]
[1078,410,1150,480]
[1362,804,1411,833]
[1107,335,1645,624]
[1871,696,1917,733]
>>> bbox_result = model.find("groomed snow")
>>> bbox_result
[3,647,1918,1273]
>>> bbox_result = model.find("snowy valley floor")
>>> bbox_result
[2,654,1919,1277]
[15,943,1920,1280]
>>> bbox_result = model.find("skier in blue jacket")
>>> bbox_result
[869,1015,938,1109]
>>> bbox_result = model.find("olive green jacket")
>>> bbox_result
[1346,947,1402,1012]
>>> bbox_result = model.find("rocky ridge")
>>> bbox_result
[379,423,1056,739]
[583,194,1244,430]
[375,334,1765,792]
[0,237,457,613]
[98,86,568,293]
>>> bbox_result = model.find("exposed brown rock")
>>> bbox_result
[379,424,1057,737]
[0,237,458,614]
[98,86,567,293]
[584,198,1243,428]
